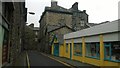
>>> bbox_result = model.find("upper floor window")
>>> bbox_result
[80,21,85,26]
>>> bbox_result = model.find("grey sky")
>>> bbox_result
[26,0,120,27]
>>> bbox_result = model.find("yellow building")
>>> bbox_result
[52,20,120,67]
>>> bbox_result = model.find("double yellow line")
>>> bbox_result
[26,52,30,68]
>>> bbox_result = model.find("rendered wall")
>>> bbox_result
[63,34,120,67]
[59,45,64,57]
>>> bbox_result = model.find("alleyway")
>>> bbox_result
[1,0,119,67]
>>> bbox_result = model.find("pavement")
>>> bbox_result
[12,51,27,67]
[2,51,27,68]
[3,50,99,68]
[41,52,99,68]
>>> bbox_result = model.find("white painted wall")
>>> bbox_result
[85,35,99,42]
[74,38,82,43]
[103,32,119,42]
[65,39,71,43]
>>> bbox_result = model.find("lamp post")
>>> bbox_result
[21,11,35,51]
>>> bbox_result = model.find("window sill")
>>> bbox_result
[104,59,120,63]
[74,54,82,56]
[85,56,100,60]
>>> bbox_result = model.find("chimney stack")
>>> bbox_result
[51,0,58,7]
[29,23,34,28]
[72,2,78,10]
[83,10,86,13]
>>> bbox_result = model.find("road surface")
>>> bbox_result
[27,51,69,67]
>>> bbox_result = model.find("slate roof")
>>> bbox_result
[45,5,72,13]
[87,23,99,27]
[47,25,60,32]
[47,24,74,33]
[47,24,74,45]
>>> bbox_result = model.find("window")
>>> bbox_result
[104,43,111,60]
[111,42,120,61]
[66,43,68,53]
[2,29,9,63]
[74,43,82,56]
[18,26,20,36]
[86,42,100,59]
[104,42,120,62]
[45,28,47,35]
[35,31,38,35]
[80,21,85,26]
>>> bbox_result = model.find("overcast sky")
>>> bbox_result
[25,0,120,27]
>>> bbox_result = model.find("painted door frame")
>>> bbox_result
[104,42,111,60]
[54,43,59,56]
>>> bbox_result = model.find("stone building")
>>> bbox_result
[0,1,27,67]
[33,27,39,47]
[29,24,39,43]
[38,1,96,53]
[24,23,39,50]
[41,24,74,54]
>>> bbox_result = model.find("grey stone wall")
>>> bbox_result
[1,2,26,66]
[38,1,89,54]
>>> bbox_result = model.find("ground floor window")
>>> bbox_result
[86,42,100,59]
[74,43,82,56]
[66,43,69,53]
[104,41,120,62]
[2,28,9,64]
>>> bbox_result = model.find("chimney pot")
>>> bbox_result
[83,10,86,13]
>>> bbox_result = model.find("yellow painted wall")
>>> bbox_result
[68,44,71,59]
[84,57,101,66]
[100,35,104,66]
[103,61,119,66]
[71,39,74,60]
[64,43,70,59]
[58,35,120,67]
[63,40,66,57]
[51,44,54,55]
[73,55,83,62]
[59,45,64,57]
[82,37,86,63]
[72,55,120,67]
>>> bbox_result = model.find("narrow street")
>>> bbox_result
[1,0,119,67]
[27,51,69,67]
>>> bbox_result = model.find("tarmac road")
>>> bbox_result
[27,51,69,67]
